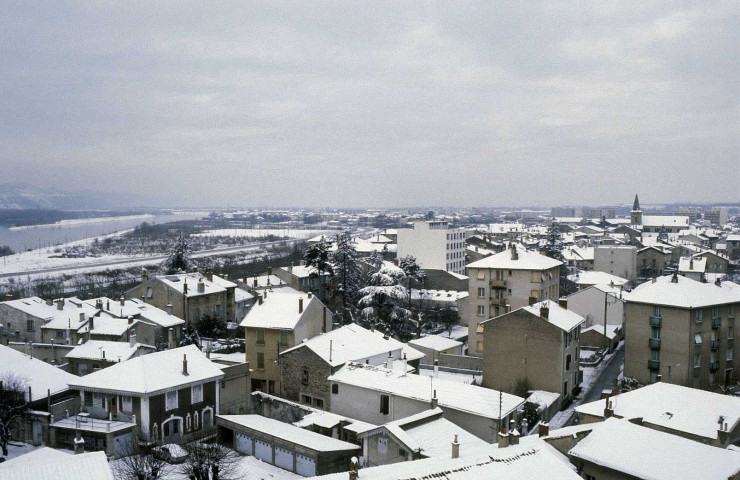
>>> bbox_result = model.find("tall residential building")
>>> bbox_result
[593,245,637,283]
[396,220,466,274]
[704,207,728,226]
[465,244,562,356]
[624,274,740,389]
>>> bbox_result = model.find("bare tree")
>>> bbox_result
[113,434,171,480]
[0,374,30,459]
[179,435,240,480]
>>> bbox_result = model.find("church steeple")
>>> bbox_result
[631,194,642,225]
[632,194,641,212]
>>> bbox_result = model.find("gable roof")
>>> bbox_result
[0,344,77,402]
[482,300,584,332]
[0,450,114,480]
[624,275,740,309]
[467,246,562,271]
[65,340,154,362]
[68,345,223,395]
[239,290,324,330]
[568,418,740,480]
[408,335,463,352]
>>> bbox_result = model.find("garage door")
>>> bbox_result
[235,433,253,455]
[275,447,294,471]
[296,454,316,477]
[255,439,272,463]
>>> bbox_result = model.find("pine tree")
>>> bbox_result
[162,232,192,274]
[543,221,564,261]
[357,263,411,339]
[331,231,363,324]
[303,237,334,300]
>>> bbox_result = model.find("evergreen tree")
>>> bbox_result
[330,231,363,324]
[657,226,669,244]
[366,250,385,275]
[543,221,564,261]
[161,232,192,274]
[358,263,411,338]
[399,255,423,283]
[303,237,334,300]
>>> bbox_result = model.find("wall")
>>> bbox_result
[0,304,45,342]
[280,346,333,410]
[364,432,409,466]
[219,363,251,415]
[8,342,74,365]
[594,246,637,282]
[567,287,624,330]
[397,222,466,274]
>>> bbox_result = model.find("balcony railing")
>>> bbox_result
[650,316,662,327]
[711,340,720,351]
[648,360,660,371]
[712,317,721,329]
[491,298,508,306]
[649,338,661,349]
[710,361,720,372]
[490,280,507,289]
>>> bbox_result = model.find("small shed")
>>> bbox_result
[217,414,360,477]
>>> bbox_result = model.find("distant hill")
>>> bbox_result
[0,182,65,209]
[0,182,165,210]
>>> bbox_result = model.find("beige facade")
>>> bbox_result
[480,304,581,405]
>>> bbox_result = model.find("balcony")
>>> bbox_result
[491,298,508,307]
[712,317,721,329]
[711,340,720,351]
[490,280,507,289]
[649,338,661,349]
[710,361,720,372]
[648,360,660,371]
[650,316,662,327]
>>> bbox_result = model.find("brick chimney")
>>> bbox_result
[57,299,64,311]
[167,303,173,315]
[298,298,304,314]
[182,354,188,375]
[540,303,549,319]
[431,389,438,409]
[671,271,678,283]
[538,421,549,437]
[46,298,53,306]
[206,270,213,282]
[718,421,730,446]
[716,278,722,287]
[127,315,134,325]
[604,398,614,418]
[168,328,175,349]
[497,430,510,448]
[120,296,125,307]
[451,434,459,458]
[183,282,188,294]
[197,279,205,293]
[258,295,263,305]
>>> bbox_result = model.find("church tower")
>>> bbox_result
[630,194,642,225]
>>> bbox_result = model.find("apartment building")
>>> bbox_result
[0,296,98,343]
[465,244,562,356]
[624,274,740,389]
[704,207,728,226]
[479,301,582,408]
[593,245,637,282]
[240,289,332,396]
[637,245,671,278]
[397,220,466,274]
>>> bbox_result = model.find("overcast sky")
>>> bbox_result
[1,2,737,208]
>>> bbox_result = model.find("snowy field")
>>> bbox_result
[193,228,334,239]
[8,214,155,231]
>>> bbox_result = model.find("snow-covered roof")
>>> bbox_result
[0,450,113,480]
[239,290,322,330]
[409,289,467,304]
[678,256,706,273]
[3,296,98,326]
[0,447,71,468]
[581,324,618,339]
[0,344,77,402]
[409,335,463,352]
[156,273,227,297]
[310,440,580,480]
[280,264,329,278]
[328,363,524,420]
[210,274,237,289]
[624,275,740,309]
[88,316,140,337]
[217,415,360,452]
[242,274,285,289]
[466,246,562,271]
[86,297,184,328]
[280,324,424,367]
[575,382,740,441]
[65,340,153,362]
[562,246,594,261]
[234,287,254,303]
[502,300,584,332]
[68,345,223,395]
[642,215,690,228]
[358,408,491,459]
[568,418,740,480]
[567,271,628,287]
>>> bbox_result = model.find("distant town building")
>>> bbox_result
[397,220,466,274]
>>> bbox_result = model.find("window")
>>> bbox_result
[280,331,289,346]
[477,305,485,317]
[695,310,703,323]
[478,287,485,298]
[566,354,572,371]
[93,393,103,407]
[652,306,661,317]
[301,394,312,405]
[191,384,203,404]
[83,391,93,407]
[194,412,199,430]
[399,448,406,457]
[301,369,309,386]
[121,395,133,412]
[495,270,504,280]
[186,413,192,432]
[531,271,540,282]
[194,308,201,321]
[166,390,178,411]
[146,287,153,299]
[728,348,734,361]
[476,341,483,352]
[651,349,660,362]
[712,307,720,319]
[563,380,568,397]
[256,328,265,345]
[508,270,512,276]
[729,324,734,339]
[477,269,485,280]
[651,327,661,339]
[694,352,701,367]
[730,305,736,318]
[314,398,324,409]
[257,352,265,369]
[26,320,34,332]
[331,384,339,395]
[55,330,64,339]
[380,394,390,415]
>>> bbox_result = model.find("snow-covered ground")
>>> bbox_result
[193,228,334,239]
[8,214,154,231]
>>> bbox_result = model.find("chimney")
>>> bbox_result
[182,354,188,375]
[510,245,519,261]
[129,333,137,347]
[433,359,439,378]
[538,422,549,437]
[127,315,134,325]
[288,265,293,273]
[509,425,520,445]
[102,350,106,360]
[671,271,678,283]
[558,297,568,309]
[206,270,213,281]
[690,259,694,270]
[168,328,175,349]
[604,399,614,418]
[46,298,53,306]
[258,295,263,305]
[656,374,662,382]
[142,269,148,282]
[385,352,392,370]
[298,298,304,314]
[119,296,125,306]
[716,278,722,287]
[105,299,109,310]
[431,390,438,409]
[197,279,205,293]
[540,303,549,319]
[652,275,657,283]
[253,277,258,287]
[402,353,408,372]
[57,299,64,311]
[349,457,359,480]
[497,430,510,448]
[308,291,313,299]
[183,282,188,294]
[167,303,173,315]
[322,306,327,333]
[451,434,460,459]
[718,422,730,445]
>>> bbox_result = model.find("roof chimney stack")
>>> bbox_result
[168,328,175,349]
[604,398,614,418]
[57,299,64,311]
[433,359,439,378]
[167,303,173,315]
[716,278,722,287]
[671,271,678,283]
[129,334,136,347]
[497,429,510,448]
[431,389,438,409]
[540,303,550,319]
[451,434,460,459]
[718,421,730,446]
[538,422,549,437]
[258,295,263,305]
[127,315,134,325]
[298,297,304,314]
[46,298,53,306]
[182,354,188,375]
[197,279,205,293]
[183,282,188,294]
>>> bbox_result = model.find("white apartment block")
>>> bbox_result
[593,245,637,283]
[396,221,466,274]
